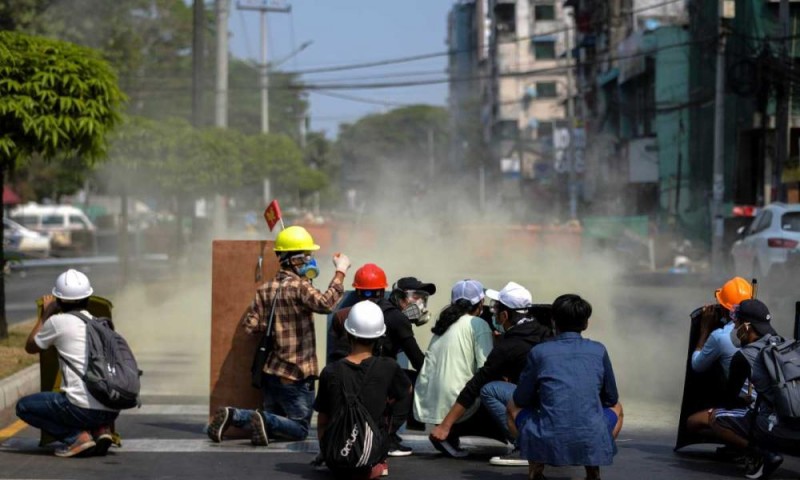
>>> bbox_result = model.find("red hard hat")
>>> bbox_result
[353,263,388,290]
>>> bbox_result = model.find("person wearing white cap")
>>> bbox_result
[423,281,552,467]
[412,279,499,458]
[17,269,119,458]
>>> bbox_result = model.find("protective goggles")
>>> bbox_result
[405,291,429,302]
[359,289,383,299]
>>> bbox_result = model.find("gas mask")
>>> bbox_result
[403,298,431,326]
[292,255,319,280]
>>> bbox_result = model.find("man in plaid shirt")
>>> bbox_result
[207,226,351,446]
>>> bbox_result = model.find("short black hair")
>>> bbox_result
[346,332,378,348]
[56,298,90,312]
[552,294,592,333]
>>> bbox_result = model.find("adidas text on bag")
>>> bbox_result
[320,363,385,472]
[60,312,142,410]
[761,336,800,419]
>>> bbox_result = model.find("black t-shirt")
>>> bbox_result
[314,356,412,425]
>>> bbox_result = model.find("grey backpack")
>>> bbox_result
[760,336,800,418]
[60,312,142,410]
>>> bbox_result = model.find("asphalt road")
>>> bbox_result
[1,398,799,479]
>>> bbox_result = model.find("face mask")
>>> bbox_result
[296,257,319,280]
[492,314,506,334]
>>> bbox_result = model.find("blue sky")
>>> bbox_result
[228,0,452,137]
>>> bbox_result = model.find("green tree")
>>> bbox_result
[334,105,449,210]
[0,31,124,339]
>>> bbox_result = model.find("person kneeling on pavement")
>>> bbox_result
[16,269,119,458]
[207,226,351,446]
[709,299,799,480]
[507,294,623,480]
[314,301,412,479]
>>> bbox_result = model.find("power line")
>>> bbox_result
[279,0,686,76]
[313,90,415,107]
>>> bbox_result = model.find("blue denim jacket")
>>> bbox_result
[513,332,619,466]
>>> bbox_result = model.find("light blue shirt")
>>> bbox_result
[691,321,737,377]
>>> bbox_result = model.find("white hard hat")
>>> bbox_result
[52,269,94,301]
[344,301,386,339]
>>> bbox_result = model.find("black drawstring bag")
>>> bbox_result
[250,283,281,389]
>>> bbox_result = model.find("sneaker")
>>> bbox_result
[250,411,269,446]
[207,407,234,443]
[310,453,327,472]
[745,451,783,479]
[489,448,527,466]
[91,426,114,456]
[387,434,413,457]
[54,431,96,458]
[429,437,468,458]
[368,461,389,478]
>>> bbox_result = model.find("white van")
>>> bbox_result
[10,203,96,251]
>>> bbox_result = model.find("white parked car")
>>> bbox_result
[9,203,96,251]
[3,217,51,258]
[731,202,800,279]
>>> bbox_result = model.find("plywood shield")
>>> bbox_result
[210,240,278,438]
[674,307,728,451]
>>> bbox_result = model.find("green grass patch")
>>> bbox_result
[0,321,37,380]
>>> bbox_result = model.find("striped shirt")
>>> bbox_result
[243,269,344,381]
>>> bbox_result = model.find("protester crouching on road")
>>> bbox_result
[709,299,797,480]
[429,281,551,466]
[314,301,412,479]
[686,277,754,437]
[479,282,552,466]
[373,276,437,456]
[507,294,623,480]
[17,269,119,458]
[207,226,350,446]
[414,279,500,458]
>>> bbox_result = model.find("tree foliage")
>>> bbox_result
[0,30,123,340]
[0,31,124,166]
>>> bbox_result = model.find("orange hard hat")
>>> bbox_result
[353,263,388,290]
[715,276,753,311]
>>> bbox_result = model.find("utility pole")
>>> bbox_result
[215,0,229,128]
[428,129,436,178]
[237,1,292,134]
[565,10,578,221]
[214,0,230,237]
[192,0,205,127]
[711,1,730,281]
[775,0,790,203]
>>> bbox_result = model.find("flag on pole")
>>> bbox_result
[263,199,282,231]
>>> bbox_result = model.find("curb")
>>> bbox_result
[0,364,39,424]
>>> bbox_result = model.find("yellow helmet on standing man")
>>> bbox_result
[715,276,753,311]
[273,226,320,252]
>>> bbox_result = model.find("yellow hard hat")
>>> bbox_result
[274,226,320,252]
[715,276,753,311]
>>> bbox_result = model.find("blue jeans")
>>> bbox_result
[480,380,516,444]
[230,374,314,441]
[16,392,119,444]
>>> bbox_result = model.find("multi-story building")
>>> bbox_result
[446,0,570,219]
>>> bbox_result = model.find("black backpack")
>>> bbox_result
[760,335,800,419]
[60,311,142,410]
[320,361,385,472]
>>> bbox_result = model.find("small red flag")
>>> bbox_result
[263,200,282,231]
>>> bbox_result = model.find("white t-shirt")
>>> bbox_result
[35,311,117,411]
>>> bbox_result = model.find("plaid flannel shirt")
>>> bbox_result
[243,269,344,381]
